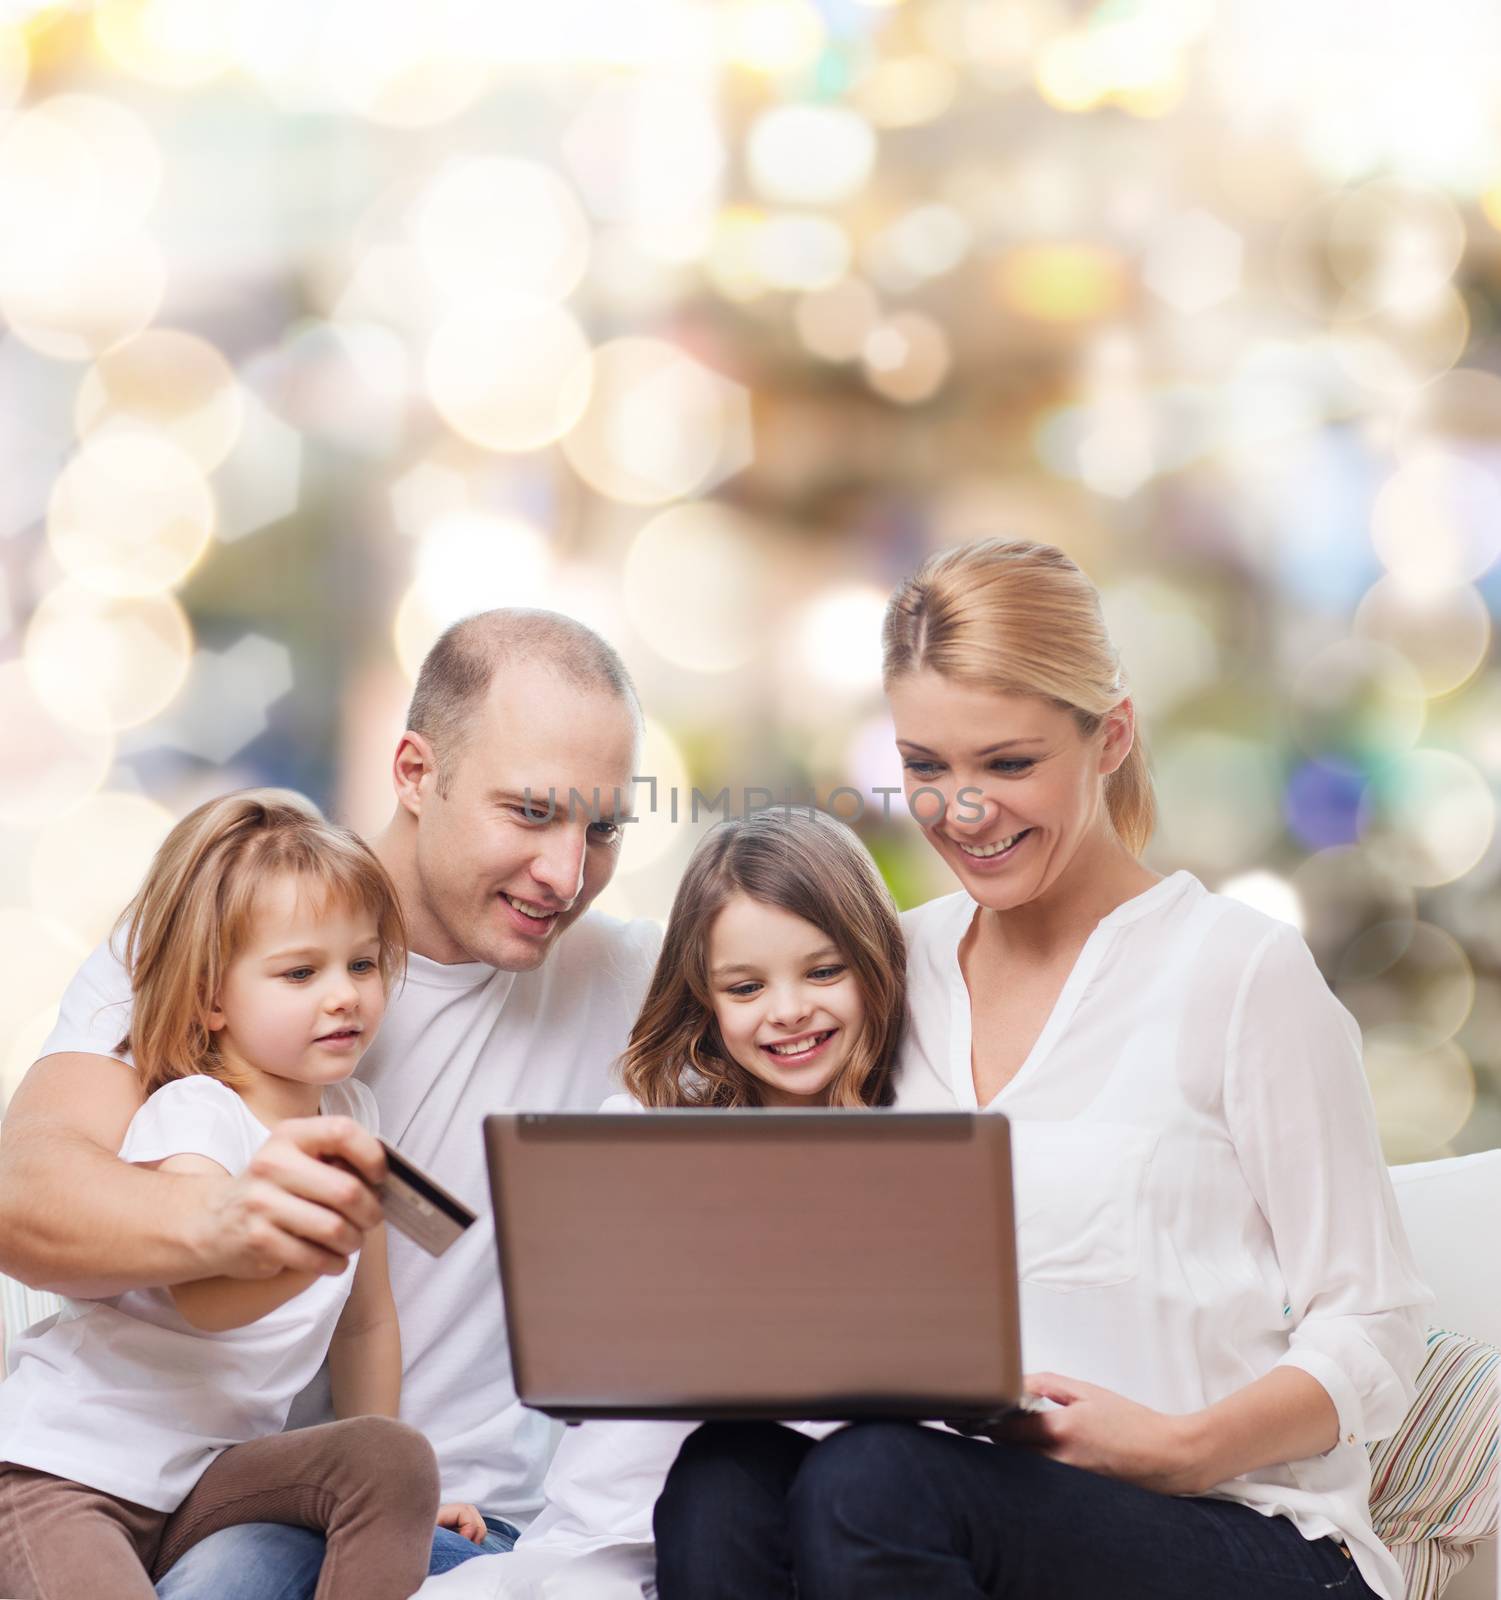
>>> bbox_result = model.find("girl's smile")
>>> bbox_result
[708,893,866,1108]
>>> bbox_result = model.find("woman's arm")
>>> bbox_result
[991,922,1430,1492]
[992,1365,1337,1495]
[1222,925,1430,1451]
[329,1220,401,1418]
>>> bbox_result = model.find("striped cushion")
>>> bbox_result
[1369,1327,1499,1600]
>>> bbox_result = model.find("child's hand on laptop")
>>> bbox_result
[438,1500,487,1545]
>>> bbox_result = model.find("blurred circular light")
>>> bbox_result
[0,27,28,111]
[1353,577,1490,697]
[616,716,690,873]
[1290,639,1426,764]
[1152,732,1284,868]
[753,214,851,292]
[0,661,114,827]
[1371,446,1501,589]
[394,512,553,678]
[1359,748,1495,888]
[1332,284,1469,396]
[1142,209,1243,314]
[426,296,591,453]
[251,319,409,451]
[798,586,888,692]
[1327,180,1466,313]
[563,78,725,236]
[794,277,881,363]
[862,312,951,405]
[0,909,84,1104]
[0,225,165,363]
[1290,844,1417,972]
[48,430,216,597]
[1099,578,1218,718]
[996,245,1127,323]
[721,0,826,73]
[1217,870,1304,931]
[0,107,97,267]
[415,157,590,304]
[25,585,193,734]
[705,208,769,302]
[1364,1029,1475,1163]
[563,337,748,505]
[853,54,957,127]
[29,791,176,950]
[23,95,161,235]
[94,0,234,87]
[867,204,973,293]
[76,330,245,472]
[1337,920,1474,1047]
[1035,32,1103,112]
[1284,760,1364,851]
[746,104,876,207]
[1398,367,1501,455]
[623,504,766,674]
[321,0,489,127]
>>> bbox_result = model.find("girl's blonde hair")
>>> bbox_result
[117,789,406,1097]
[882,538,1156,855]
[621,810,906,1109]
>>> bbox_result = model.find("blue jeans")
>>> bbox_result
[154,1515,520,1598]
[653,1420,1380,1600]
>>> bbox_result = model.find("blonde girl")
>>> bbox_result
[0,789,476,1600]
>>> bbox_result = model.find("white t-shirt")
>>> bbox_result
[896,870,1432,1600]
[0,1073,375,1512]
[35,909,663,1524]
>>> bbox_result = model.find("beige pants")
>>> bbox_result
[0,1415,440,1600]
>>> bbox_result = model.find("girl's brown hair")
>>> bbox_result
[882,538,1156,855]
[621,809,906,1109]
[117,788,406,1097]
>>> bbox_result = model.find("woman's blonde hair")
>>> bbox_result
[882,538,1156,855]
[117,789,406,1097]
[621,810,906,1109]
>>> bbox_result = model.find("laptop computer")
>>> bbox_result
[483,1110,1022,1423]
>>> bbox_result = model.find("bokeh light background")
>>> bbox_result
[0,0,1498,1163]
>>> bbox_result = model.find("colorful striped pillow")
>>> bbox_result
[1368,1327,1498,1600]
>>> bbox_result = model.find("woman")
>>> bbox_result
[653,538,1430,1600]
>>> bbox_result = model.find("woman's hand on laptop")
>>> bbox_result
[437,1501,487,1545]
[970,1372,1209,1496]
[185,1116,388,1281]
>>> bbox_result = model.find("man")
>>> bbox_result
[0,610,662,1595]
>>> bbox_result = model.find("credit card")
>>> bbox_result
[377,1138,477,1257]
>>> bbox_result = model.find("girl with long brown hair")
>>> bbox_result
[454,808,908,1597]
[621,807,905,1111]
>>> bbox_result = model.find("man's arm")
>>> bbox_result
[0,1052,388,1298]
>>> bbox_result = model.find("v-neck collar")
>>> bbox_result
[944,871,1194,1111]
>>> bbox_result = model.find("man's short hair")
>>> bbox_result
[406,609,641,794]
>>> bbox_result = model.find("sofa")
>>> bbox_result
[2,1151,1497,1599]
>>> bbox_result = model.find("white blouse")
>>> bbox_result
[895,869,1432,1600]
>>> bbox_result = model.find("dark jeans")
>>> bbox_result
[654,1421,1380,1600]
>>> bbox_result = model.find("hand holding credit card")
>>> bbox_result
[367,1140,477,1256]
